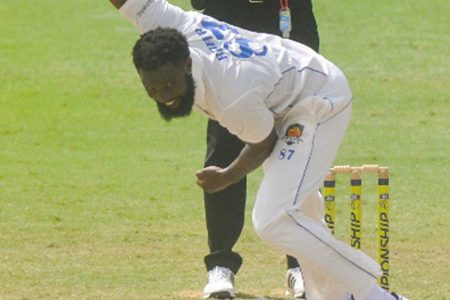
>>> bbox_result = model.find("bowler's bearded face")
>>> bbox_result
[138,60,195,121]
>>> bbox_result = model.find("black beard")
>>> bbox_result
[156,73,196,122]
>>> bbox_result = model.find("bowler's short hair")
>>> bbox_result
[132,27,190,71]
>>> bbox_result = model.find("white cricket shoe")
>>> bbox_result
[285,267,306,299]
[203,266,236,299]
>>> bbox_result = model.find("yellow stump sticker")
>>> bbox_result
[350,169,362,249]
[377,167,390,290]
[323,171,336,235]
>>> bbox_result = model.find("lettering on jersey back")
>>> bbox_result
[195,19,268,61]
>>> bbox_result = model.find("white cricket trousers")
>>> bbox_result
[252,66,381,300]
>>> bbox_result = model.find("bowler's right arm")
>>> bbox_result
[108,0,193,35]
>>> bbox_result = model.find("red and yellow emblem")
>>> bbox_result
[283,123,305,145]
[287,126,302,138]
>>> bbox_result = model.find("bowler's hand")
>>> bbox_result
[195,166,233,193]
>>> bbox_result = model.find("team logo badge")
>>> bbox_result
[283,123,305,145]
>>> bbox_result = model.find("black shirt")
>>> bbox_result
[192,0,319,51]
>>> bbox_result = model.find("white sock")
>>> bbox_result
[364,284,395,300]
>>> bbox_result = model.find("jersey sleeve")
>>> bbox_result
[119,0,193,34]
[219,93,274,144]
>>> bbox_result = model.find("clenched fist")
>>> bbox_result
[195,166,234,193]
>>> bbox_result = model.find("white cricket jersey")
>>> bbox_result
[120,0,344,144]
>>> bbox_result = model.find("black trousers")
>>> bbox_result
[201,0,319,274]
[203,121,246,273]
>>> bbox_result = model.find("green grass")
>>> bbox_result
[0,0,449,299]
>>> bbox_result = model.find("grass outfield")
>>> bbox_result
[0,0,449,299]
